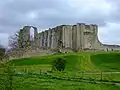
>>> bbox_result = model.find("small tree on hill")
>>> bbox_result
[52,58,66,71]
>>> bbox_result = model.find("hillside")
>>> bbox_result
[1,52,120,90]
[9,52,120,72]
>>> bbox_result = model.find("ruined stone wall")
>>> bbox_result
[83,24,96,49]
[71,23,100,50]
[76,24,82,49]
[17,23,120,55]
[83,25,93,49]
[52,28,57,49]
[62,25,72,48]
[39,33,42,48]
[19,26,31,48]
[54,27,60,49]
[47,29,51,48]
[19,26,40,49]
[34,27,39,48]
[77,23,85,50]
[22,26,30,43]
[72,25,77,49]
[74,23,102,50]
[43,31,46,48]
[88,25,103,50]
[102,44,120,51]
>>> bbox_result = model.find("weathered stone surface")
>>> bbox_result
[47,29,51,48]
[62,25,72,48]
[18,23,120,52]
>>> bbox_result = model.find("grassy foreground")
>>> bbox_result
[10,52,120,72]
[0,52,120,90]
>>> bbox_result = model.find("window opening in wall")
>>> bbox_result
[30,27,34,41]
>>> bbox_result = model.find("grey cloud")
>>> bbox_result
[0,0,120,46]
[6,0,64,13]
[99,23,120,45]
[0,33,9,47]
[1,0,109,29]
[0,0,72,32]
[105,0,120,23]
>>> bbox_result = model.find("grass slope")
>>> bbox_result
[91,53,120,71]
[10,75,120,90]
[9,52,120,72]
[1,52,120,90]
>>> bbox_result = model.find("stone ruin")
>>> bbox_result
[13,23,120,58]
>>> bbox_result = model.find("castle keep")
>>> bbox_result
[18,23,120,52]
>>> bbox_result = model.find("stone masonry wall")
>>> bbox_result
[18,23,120,53]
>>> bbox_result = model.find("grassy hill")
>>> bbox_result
[1,52,120,90]
[9,52,120,72]
[91,53,120,71]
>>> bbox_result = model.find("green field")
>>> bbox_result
[0,52,120,90]
[10,52,120,72]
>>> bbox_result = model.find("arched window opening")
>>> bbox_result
[30,27,34,41]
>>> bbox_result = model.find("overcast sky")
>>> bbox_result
[0,0,120,47]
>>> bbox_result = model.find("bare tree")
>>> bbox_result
[8,33,19,50]
[8,30,29,58]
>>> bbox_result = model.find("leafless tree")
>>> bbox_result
[8,31,28,58]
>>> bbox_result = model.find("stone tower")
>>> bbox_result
[18,26,39,49]
[71,23,101,50]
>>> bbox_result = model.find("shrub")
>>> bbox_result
[0,47,5,61]
[2,63,15,90]
[52,57,66,71]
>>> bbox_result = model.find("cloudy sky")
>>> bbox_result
[0,0,120,47]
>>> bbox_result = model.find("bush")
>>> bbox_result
[1,63,15,90]
[0,47,5,61]
[52,57,66,71]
